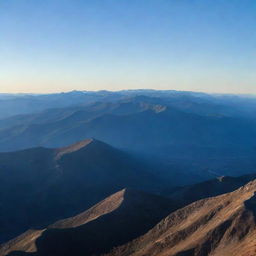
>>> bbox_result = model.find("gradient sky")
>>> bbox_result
[0,0,256,93]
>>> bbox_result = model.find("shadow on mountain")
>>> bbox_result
[169,173,256,208]
[244,191,256,218]
[7,189,174,256]
[0,138,166,243]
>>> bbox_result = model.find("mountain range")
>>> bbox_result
[1,90,256,255]
[1,91,256,179]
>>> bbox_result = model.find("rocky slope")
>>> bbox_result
[0,189,174,256]
[107,180,256,256]
[2,177,256,256]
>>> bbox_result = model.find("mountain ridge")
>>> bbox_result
[2,179,256,256]
[0,138,162,243]
[0,188,175,256]
[106,180,256,256]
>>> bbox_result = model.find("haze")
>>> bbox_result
[0,0,255,94]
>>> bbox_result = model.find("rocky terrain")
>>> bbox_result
[0,189,174,256]
[107,180,256,256]
[1,178,256,256]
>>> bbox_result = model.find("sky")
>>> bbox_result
[0,0,256,94]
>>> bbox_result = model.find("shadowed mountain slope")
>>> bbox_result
[3,176,256,256]
[0,189,175,256]
[168,173,256,208]
[0,139,162,243]
[107,180,256,256]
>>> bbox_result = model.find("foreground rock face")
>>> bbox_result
[106,180,256,256]
[0,189,174,256]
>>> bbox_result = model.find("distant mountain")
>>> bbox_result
[107,179,256,256]
[1,96,256,177]
[0,91,125,120]
[168,173,256,208]
[0,139,163,243]
[0,189,174,256]
[1,89,256,120]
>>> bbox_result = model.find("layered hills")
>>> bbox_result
[1,94,256,178]
[1,91,256,256]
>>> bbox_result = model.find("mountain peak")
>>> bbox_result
[54,138,100,159]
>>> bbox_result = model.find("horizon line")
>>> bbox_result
[0,88,255,97]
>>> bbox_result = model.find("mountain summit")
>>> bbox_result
[54,138,94,159]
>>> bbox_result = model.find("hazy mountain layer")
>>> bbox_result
[1,95,256,178]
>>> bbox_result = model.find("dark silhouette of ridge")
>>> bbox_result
[168,173,256,208]
[0,138,161,243]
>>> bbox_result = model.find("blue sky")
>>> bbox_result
[0,0,255,93]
